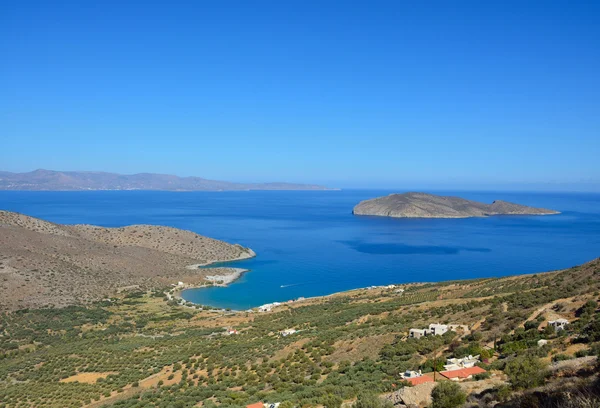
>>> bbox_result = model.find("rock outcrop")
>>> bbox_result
[353,192,559,219]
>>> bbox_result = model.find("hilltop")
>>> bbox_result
[0,169,332,191]
[353,192,559,218]
[0,210,255,310]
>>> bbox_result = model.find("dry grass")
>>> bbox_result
[326,333,397,364]
[60,372,118,384]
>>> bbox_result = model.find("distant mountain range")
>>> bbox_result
[0,169,333,191]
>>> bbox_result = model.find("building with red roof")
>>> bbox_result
[404,375,434,385]
[439,366,486,381]
[246,403,264,408]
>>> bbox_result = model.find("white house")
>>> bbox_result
[258,302,281,312]
[400,370,422,379]
[444,355,480,371]
[409,328,428,338]
[537,339,548,347]
[429,323,449,336]
[280,329,297,337]
[548,319,569,331]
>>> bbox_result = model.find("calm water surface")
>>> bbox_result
[1,190,599,310]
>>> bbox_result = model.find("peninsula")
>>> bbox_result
[0,210,255,310]
[0,169,333,191]
[353,192,560,218]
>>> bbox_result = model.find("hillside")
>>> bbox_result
[0,169,332,191]
[353,192,559,218]
[0,211,255,310]
[0,257,597,407]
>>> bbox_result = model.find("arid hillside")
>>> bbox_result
[0,210,254,310]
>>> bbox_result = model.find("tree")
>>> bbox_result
[321,393,343,408]
[504,355,547,390]
[431,381,467,408]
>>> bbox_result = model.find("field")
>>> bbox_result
[0,259,598,407]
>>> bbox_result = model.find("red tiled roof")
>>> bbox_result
[405,376,434,385]
[440,366,486,379]
[246,403,263,408]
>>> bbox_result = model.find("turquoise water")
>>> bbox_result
[1,190,599,310]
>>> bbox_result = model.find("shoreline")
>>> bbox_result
[173,248,256,307]
[185,247,256,270]
[173,259,580,313]
[204,267,248,286]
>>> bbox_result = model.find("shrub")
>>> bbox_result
[353,393,393,408]
[431,381,467,408]
[504,355,547,390]
[473,372,491,380]
[321,393,343,408]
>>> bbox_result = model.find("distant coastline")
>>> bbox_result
[0,169,335,191]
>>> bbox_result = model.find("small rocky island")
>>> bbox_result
[353,192,559,219]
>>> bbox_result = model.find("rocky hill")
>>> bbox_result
[0,211,255,310]
[0,169,332,191]
[353,192,559,218]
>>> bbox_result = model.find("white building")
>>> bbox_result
[280,329,297,337]
[537,339,548,347]
[258,302,281,312]
[429,323,449,336]
[548,319,569,331]
[400,370,422,379]
[409,328,428,338]
[444,355,480,371]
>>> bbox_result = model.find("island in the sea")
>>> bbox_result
[353,192,560,218]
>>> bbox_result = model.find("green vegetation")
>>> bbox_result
[504,355,547,390]
[352,393,393,408]
[0,260,598,407]
[431,381,467,408]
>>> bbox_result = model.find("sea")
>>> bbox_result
[1,190,599,310]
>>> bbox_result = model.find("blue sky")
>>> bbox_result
[1,1,599,190]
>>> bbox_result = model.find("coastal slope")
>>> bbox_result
[0,210,255,310]
[353,192,559,218]
[0,169,332,191]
